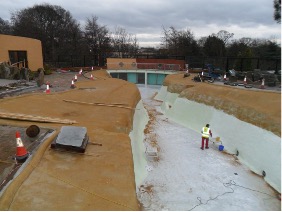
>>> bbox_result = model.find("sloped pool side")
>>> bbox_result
[155,86,281,193]
[129,100,150,189]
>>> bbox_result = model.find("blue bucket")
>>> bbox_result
[219,145,224,151]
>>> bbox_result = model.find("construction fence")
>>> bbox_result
[44,55,281,73]
[185,56,281,73]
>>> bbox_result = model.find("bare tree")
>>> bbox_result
[110,26,139,58]
[216,30,234,45]
[203,35,226,57]
[85,16,99,54]
[84,16,111,66]
[197,37,207,47]
[0,18,12,35]
[238,37,253,46]
[161,26,178,54]
[127,34,139,56]
[161,26,200,56]
[274,0,281,23]
[11,4,81,61]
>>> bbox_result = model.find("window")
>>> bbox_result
[9,51,28,68]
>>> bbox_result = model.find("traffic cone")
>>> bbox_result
[46,82,51,94]
[244,76,247,84]
[91,66,93,71]
[70,79,76,89]
[78,69,82,76]
[224,74,227,81]
[90,74,94,80]
[15,131,29,162]
[74,74,78,82]
[260,78,265,89]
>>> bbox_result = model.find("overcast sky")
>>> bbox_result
[1,0,281,47]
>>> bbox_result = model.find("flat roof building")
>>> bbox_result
[0,34,43,71]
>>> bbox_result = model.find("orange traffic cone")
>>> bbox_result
[15,131,29,162]
[78,69,82,76]
[46,82,51,94]
[70,79,76,89]
[244,76,247,84]
[74,74,78,82]
[90,74,94,80]
[260,78,265,89]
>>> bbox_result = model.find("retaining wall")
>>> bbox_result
[155,86,281,193]
[129,100,149,188]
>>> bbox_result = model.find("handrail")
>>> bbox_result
[11,60,26,68]
[107,62,181,71]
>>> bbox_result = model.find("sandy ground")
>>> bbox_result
[136,85,280,210]
[0,70,280,210]
[0,70,141,210]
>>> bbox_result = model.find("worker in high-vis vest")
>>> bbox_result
[201,124,212,150]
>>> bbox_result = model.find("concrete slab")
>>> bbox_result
[51,126,88,153]
[0,79,38,98]
[56,126,87,147]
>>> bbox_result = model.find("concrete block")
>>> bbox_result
[51,126,88,153]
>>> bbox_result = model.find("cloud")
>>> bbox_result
[0,0,280,46]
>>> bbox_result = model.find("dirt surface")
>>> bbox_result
[0,70,280,210]
[164,73,281,136]
[0,70,141,210]
[0,125,52,191]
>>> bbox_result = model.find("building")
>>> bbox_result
[107,58,185,70]
[0,34,43,71]
[106,58,185,86]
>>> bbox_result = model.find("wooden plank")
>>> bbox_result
[0,112,77,124]
[63,99,135,110]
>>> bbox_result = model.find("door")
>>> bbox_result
[9,51,28,68]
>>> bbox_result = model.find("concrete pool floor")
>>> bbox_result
[136,85,280,210]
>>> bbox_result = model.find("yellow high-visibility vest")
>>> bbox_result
[202,127,210,138]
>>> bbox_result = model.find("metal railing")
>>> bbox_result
[11,60,27,69]
[107,62,181,71]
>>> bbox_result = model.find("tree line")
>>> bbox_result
[0,4,139,64]
[0,3,280,67]
[161,27,280,58]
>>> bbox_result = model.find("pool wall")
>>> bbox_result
[155,86,281,192]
